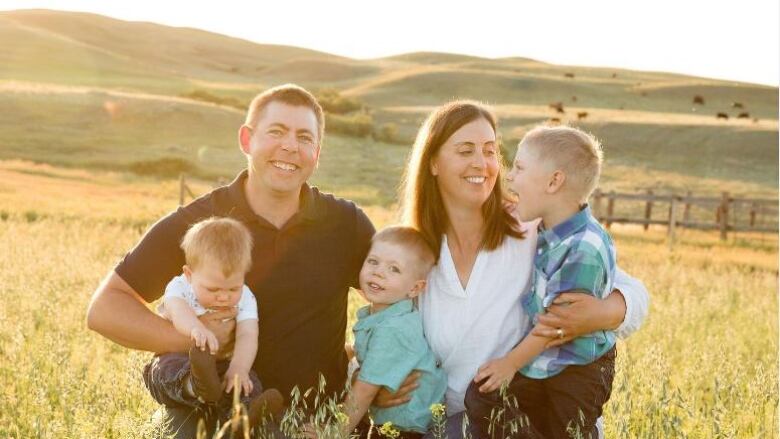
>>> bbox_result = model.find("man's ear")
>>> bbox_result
[407,279,427,299]
[238,125,253,155]
[182,265,192,282]
[547,170,566,194]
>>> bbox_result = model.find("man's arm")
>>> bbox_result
[86,271,235,354]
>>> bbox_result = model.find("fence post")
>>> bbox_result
[683,191,692,225]
[643,189,653,231]
[749,202,757,229]
[668,196,678,249]
[606,191,615,229]
[719,192,729,241]
[179,173,186,206]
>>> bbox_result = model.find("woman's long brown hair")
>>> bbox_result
[400,101,524,261]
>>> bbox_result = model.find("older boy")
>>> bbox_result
[466,126,616,439]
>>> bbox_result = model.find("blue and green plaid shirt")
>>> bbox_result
[520,205,617,379]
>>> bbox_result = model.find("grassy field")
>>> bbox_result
[0,8,778,438]
[0,161,776,438]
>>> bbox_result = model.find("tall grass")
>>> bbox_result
[0,164,776,438]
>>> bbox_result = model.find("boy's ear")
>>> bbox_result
[182,265,192,282]
[547,170,566,194]
[238,125,253,155]
[407,280,427,299]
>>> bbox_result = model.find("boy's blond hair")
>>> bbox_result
[372,226,436,277]
[520,125,603,203]
[180,217,253,277]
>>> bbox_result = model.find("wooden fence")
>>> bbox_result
[590,189,778,245]
[179,174,777,245]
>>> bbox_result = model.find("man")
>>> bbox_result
[87,84,375,437]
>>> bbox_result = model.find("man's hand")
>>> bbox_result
[473,357,517,393]
[533,291,625,348]
[372,371,421,408]
[199,307,237,359]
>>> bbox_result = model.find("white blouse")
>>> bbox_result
[419,223,649,414]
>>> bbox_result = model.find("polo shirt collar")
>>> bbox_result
[354,299,414,330]
[538,204,592,249]
[226,170,320,225]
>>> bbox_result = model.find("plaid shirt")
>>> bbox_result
[520,205,617,379]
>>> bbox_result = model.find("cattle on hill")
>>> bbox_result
[549,102,565,113]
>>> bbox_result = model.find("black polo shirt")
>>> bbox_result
[116,170,375,399]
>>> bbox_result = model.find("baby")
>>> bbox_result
[142,216,282,430]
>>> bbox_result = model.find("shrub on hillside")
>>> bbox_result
[326,112,374,137]
[372,122,402,144]
[316,88,363,114]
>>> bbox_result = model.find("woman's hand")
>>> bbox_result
[473,357,517,393]
[372,371,421,408]
[532,291,626,348]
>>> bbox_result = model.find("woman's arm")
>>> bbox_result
[533,266,650,347]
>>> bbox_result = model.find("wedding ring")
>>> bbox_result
[556,328,565,339]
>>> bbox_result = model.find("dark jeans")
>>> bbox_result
[465,347,616,439]
[143,352,263,415]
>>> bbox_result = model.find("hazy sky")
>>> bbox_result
[3,0,778,86]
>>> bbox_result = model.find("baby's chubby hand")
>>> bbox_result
[223,364,253,396]
[190,326,219,354]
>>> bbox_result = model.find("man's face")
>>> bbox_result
[241,101,321,196]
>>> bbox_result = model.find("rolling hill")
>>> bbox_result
[0,8,777,202]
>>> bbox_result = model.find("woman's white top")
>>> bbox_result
[419,223,649,414]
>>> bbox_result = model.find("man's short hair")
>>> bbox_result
[372,226,437,277]
[520,125,603,203]
[244,84,325,141]
[180,217,253,276]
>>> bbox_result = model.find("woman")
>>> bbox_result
[379,101,648,438]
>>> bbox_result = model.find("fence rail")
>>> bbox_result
[178,175,777,246]
[590,189,778,246]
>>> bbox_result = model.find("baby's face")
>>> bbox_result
[359,241,425,312]
[186,262,244,309]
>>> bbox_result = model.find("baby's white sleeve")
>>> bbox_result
[236,286,259,322]
[163,275,190,302]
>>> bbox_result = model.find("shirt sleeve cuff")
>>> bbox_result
[613,267,650,339]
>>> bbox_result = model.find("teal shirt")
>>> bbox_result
[353,299,447,433]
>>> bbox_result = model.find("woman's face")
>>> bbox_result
[430,118,499,210]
